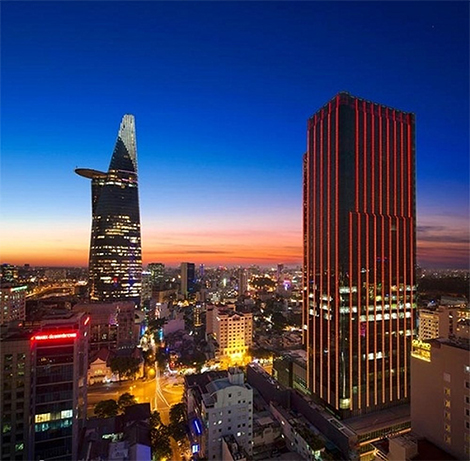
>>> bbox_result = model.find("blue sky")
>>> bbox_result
[1,1,468,268]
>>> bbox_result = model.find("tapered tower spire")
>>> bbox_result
[76,115,142,305]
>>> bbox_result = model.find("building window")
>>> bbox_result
[444,387,451,396]
[444,400,451,408]
[444,435,451,445]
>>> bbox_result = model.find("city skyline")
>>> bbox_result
[1,2,468,269]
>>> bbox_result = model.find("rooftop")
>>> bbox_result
[344,403,410,435]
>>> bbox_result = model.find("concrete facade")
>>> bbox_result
[411,338,470,460]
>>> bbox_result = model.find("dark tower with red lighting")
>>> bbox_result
[303,92,416,418]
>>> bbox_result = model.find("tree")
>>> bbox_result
[168,402,187,442]
[94,399,119,418]
[150,411,172,460]
[110,356,141,381]
[118,392,137,412]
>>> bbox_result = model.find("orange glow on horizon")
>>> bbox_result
[1,214,467,269]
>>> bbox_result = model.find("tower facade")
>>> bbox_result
[303,93,416,418]
[181,262,196,299]
[76,115,142,305]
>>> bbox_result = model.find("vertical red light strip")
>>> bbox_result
[355,100,360,211]
[365,212,370,408]
[381,215,386,404]
[403,216,408,398]
[371,106,377,406]
[373,216,378,406]
[349,214,354,411]
[379,106,383,215]
[357,214,362,410]
[388,216,393,402]
[386,113,390,216]
[335,96,340,410]
[393,116,398,216]
[371,108,375,212]
[319,115,324,399]
[400,121,405,216]
[312,118,317,394]
[409,217,415,394]
[407,121,412,217]
[363,101,367,212]
[396,216,401,400]
[327,104,331,405]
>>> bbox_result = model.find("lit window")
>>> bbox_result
[61,409,73,419]
[35,413,51,423]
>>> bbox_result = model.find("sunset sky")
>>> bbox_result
[1,1,468,269]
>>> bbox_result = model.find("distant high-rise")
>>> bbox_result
[148,262,165,288]
[180,262,196,298]
[76,115,142,305]
[303,93,416,417]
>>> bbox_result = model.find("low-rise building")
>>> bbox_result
[73,301,144,353]
[418,305,469,341]
[207,305,253,361]
[185,368,253,460]
[411,332,470,459]
[270,401,325,460]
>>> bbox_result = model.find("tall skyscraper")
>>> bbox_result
[76,115,142,305]
[303,92,416,418]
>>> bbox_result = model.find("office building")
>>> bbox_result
[237,268,248,296]
[303,92,416,417]
[76,115,142,305]
[181,262,196,298]
[0,284,27,325]
[185,368,253,460]
[411,322,470,459]
[72,301,144,353]
[148,263,165,288]
[0,312,89,460]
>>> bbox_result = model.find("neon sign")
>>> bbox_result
[193,418,202,435]
[31,332,77,341]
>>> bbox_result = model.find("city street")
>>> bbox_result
[87,373,185,425]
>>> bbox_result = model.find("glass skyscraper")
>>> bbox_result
[76,115,142,305]
[303,93,416,418]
